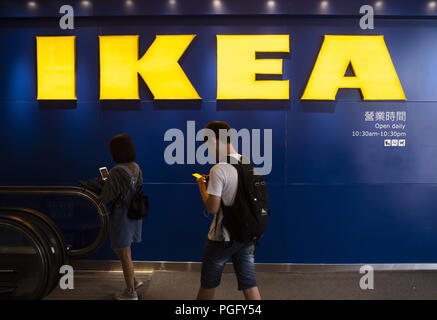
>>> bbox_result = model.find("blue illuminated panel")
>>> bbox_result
[1,7,437,263]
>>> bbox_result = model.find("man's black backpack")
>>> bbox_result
[118,164,149,220]
[221,156,269,243]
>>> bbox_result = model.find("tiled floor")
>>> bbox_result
[46,271,153,300]
[45,270,437,300]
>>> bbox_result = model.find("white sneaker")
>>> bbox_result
[134,278,144,289]
[114,289,138,300]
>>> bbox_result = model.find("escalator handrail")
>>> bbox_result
[0,186,108,258]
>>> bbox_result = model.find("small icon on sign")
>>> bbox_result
[391,139,398,147]
[399,139,406,147]
[384,139,391,147]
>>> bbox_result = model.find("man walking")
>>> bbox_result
[195,121,262,300]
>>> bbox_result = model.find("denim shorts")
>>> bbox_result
[200,239,257,291]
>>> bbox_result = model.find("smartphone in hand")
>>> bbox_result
[99,167,110,181]
[193,173,209,184]
[192,173,203,179]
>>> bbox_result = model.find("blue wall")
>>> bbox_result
[1,1,437,263]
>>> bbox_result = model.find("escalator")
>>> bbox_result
[0,187,108,300]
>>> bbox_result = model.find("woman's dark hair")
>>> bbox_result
[204,121,231,144]
[109,134,136,163]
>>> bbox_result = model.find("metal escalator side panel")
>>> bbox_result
[0,218,50,300]
[0,186,109,258]
[0,209,69,297]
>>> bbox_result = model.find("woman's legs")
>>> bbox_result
[114,247,135,292]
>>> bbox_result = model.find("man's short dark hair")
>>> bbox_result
[204,121,232,144]
[109,134,136,163]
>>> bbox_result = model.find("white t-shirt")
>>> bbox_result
[206,153,241,241]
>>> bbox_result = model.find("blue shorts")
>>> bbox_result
[200,239,257,291]
[108,204,142,250]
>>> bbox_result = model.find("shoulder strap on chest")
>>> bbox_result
[116,164,139,189]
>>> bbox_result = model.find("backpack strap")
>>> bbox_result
[226,155,241,166]
[213,207,220,236]
[116,163,140,207]
[214,155,242,239]
[226,155,253,204]
[117,163,140,191]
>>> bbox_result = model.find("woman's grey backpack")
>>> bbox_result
[118,164,149,220]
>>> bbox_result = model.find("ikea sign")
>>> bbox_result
[36,34,406,101]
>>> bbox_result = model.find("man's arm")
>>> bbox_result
[197,177,221,215]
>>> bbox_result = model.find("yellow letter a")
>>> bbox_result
[301,35,406,100]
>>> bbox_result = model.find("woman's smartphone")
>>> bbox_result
[99,167,110,181]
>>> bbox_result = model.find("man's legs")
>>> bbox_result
[114,247,135,292]
[197,287,216,300]
[233,242,261,300]
[243,286,261,300]
[197,240,229,300]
